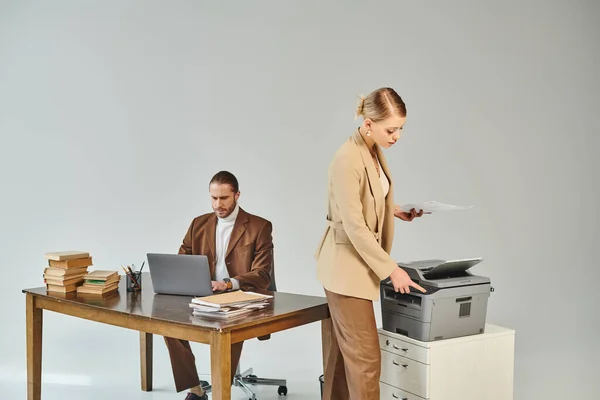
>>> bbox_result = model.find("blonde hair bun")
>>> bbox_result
[355,95,366,120]
[354,87,406,122]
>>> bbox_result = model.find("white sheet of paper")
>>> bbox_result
[399,200,473,213]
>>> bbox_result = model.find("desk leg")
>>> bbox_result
[210,331,232,400]
[321,317,333,373]
[26,294,42,400]
[140,332,153,391]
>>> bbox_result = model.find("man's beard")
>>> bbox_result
[215,201,237,218]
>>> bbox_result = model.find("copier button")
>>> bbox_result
[409,283,439,294]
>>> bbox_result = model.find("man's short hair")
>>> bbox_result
[209,171,239,193]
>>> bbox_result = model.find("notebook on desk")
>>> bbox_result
[189,291,272,320]
[191,291,273,309]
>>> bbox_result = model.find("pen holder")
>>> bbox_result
[126,271,142,292]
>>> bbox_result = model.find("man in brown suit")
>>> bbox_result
[164,171,274,400]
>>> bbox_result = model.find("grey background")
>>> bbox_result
[1,1,598,399]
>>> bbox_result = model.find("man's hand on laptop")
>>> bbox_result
[212,280,227,292]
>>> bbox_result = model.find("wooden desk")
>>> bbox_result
[23,273,331,400]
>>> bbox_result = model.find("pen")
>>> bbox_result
[130,265,141,289]
[139,261,145,273]
[122,265,141,290]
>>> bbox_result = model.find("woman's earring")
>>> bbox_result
[366,130,371,136]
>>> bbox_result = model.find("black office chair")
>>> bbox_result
[203,264,288,399]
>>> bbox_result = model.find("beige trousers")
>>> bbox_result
[323,289,381,400]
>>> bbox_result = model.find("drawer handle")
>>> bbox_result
[392,360,408,368]
[385,340,409,352]
[392,394,408,400]
[393,344,409,352]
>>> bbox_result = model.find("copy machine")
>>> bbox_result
[380,258,492,342]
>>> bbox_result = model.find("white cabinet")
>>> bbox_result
[378,324,515,400]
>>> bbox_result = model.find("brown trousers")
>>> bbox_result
[164,337,244,392]
[323,289,381,400]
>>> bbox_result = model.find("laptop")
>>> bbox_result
[146,253,213,296]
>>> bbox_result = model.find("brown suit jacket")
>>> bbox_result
[178,207,273,291]
[315,129,397,300]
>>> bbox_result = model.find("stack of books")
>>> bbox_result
[189,291,272,320]
[44,251,93,293]
[77,270,121,295]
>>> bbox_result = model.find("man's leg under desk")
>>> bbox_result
[140,332,153,391]
[26,294,42,400]
[164,335,243,395]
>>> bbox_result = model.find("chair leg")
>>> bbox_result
[240,375,287,387]
[204,364,288,397]
[200,380,212,394]
[236,366,288,396]
[233,376,258,400]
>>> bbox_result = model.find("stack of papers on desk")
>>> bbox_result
[189,291,272,320]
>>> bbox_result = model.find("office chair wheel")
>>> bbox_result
[277,385,288,395]
[246,374,258,383]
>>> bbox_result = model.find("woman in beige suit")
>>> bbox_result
[315,87,426,399]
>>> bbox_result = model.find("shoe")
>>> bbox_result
[184,392,207,400]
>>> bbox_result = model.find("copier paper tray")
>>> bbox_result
[380,258,492,341]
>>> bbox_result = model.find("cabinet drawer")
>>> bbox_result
[380,349,430,398]
[379,332,429,364]
[380,381,426,400]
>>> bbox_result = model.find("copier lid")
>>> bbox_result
[399,258,484,282]
[423,258,482,280]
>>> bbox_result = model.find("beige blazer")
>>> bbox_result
[315,129,397,301]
